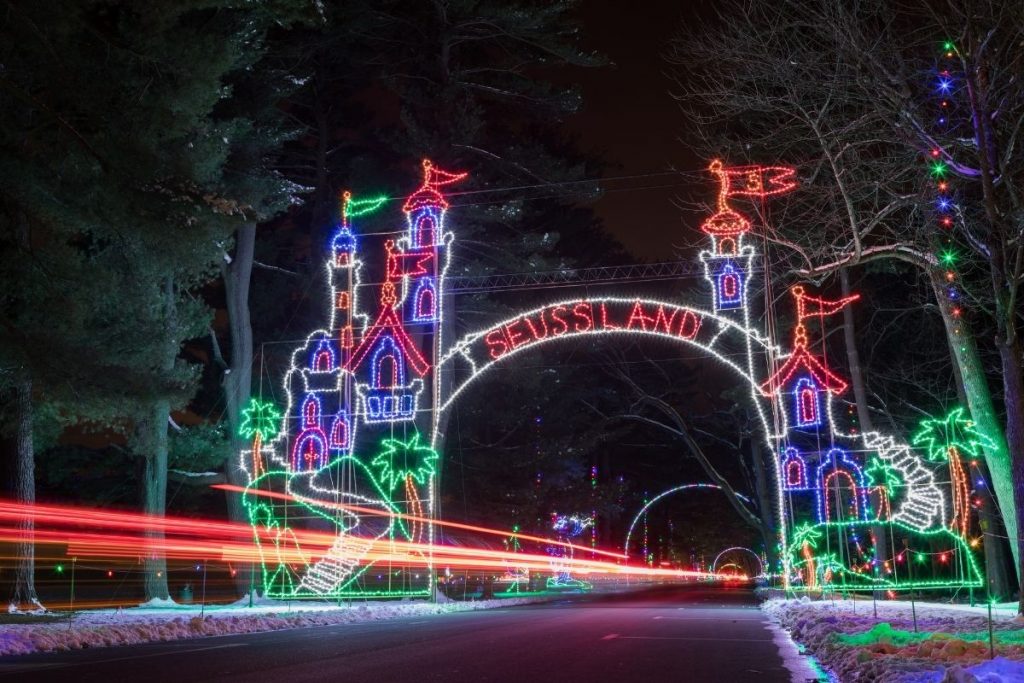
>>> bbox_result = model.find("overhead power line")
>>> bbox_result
[448,260,733,293]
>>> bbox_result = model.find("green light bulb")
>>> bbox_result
[931,161,948,178]
[941,250,957,265]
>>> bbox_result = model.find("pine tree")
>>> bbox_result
[0,0,307,603]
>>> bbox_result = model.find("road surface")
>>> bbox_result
[0,583,803,682]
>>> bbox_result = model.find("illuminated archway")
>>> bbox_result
[435,298,775,417]
[711,546,764,576]
[623,484,754,558]
[240,157,980,600]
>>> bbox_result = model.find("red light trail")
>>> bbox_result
[213,484,626,560]
[0,498,736,583]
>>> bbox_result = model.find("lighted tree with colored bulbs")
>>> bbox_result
[913,408,995,538]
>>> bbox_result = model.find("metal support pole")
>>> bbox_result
[201,561,208,619]
[988,601,995,659]
[69,557,77,613]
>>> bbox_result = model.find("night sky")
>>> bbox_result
[569,1,710,260]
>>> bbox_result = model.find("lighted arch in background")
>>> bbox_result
[711,546,764,577]
[623,483,754,558]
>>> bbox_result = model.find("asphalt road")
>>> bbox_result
[0,583,800,683]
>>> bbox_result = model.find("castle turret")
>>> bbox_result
[699,160,796,317]
[401,160,466,325]
[699,161,755,316]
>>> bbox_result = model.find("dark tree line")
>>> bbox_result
[0,0,635,607]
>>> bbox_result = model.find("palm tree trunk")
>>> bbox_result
[948,446,970,538]
[405,474,423,544]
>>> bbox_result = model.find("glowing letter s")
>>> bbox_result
[485,329,509,359]
[573,302,593,332]
[550,305,569,336]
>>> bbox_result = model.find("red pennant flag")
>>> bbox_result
[710,160,797,199]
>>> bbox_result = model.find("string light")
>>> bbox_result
[789,520,982,590]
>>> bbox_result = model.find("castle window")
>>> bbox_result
[719,237,736,255]
[416,215,436,247]
[371,336,405,388]
[335,252,349,267]
[301,395,321,428]
[291,431,327,471]
[814,448,867,524]
[411,279,436,321]
[336,291,349,310]
[794,377,819,427]
[782,447,807,488]
[310,338,335,372]
[716,262,743,309]
[822,470,860,522]
[417,287,434,319]
[787,460,802,486]
[722,274,738,298]
[330,414,349,450]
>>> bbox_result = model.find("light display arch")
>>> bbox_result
[711,546,764,577]
[622,484,755,559]
[239,158,982,600]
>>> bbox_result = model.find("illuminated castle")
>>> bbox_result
[271,160,464,475]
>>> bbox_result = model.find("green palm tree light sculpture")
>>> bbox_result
[370,433,439,545]
[912,407,994,538]
[792,523,823,589]
[865,457,903,522]
[239,397,282,479]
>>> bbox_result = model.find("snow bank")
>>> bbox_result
[762,597,1024,682]
[0,596,544,657]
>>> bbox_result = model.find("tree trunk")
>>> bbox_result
[140,398,170,602]
[839,268,889,584]
[749,435,778,574]
[141,276,176,603]
[947,311,1014,599]
[840,269,888,592]
[929,270,1020,580]
[1000,337,1024,612]
[5,376,40,610]
[221,220,256,596]
[962,51,1024,607]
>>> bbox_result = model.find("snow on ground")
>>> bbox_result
[763,617,836,682]
[762,597,1024,682]
[0,595,546,657]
